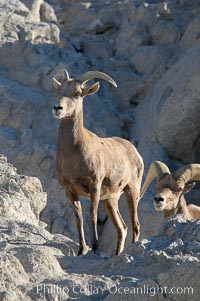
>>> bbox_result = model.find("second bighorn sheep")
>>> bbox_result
[140,161,200,220]
[52,69,144,255]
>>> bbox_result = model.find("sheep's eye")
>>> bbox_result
[74,92,81,98]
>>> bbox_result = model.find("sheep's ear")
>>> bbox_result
[82,82,100,97]
[52,78,61,90]
[182,182,196,195]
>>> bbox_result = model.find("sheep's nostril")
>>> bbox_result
[154,196,164,203]
[54,106,63,112]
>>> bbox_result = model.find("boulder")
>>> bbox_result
[0,155,46,225]
[0,156,78,300]
[130,45,172,75]
[134,43,200,164]
[102,216,200,301]
[181,16,200,49]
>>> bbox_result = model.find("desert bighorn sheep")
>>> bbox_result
[52,69,144,255]
[140,161,200,220]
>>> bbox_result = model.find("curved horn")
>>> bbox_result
[140,161,170,199]
[77,71,117,87]
[173,164,200,185]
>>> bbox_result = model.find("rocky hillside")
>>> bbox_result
[0,156,200,300]
[0,0,200,299]
[0,0,200,245]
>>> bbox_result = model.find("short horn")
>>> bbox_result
[52,77,61,89]
[53,68,70,83]
[173,164,200,185]
[140,161,170,199]
[64,69,70,80]
[77,71,117,87]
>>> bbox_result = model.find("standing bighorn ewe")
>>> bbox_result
[140,161,200,220]
[52,69,144,255]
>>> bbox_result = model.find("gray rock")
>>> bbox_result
[116,20,150,58]
[130,45,172,75]
[132,41,200,171]
[40,1,57,23]
[150,19,181,45]
[0,124,200,300]
[181,16,200,49]
[0,155,47,225]
[12,246,64,281]
[0,0,60,46]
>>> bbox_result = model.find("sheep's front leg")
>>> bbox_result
[90,182,101,253]
[66,191,89,256]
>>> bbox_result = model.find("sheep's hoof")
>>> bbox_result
[92,241,99,252]
[93,249,101,256]
[90,250,109,259]
[77,245,89,256]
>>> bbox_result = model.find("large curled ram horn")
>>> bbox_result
[140,161,170,199]
[77,71,117,87]
[173,164,200,184]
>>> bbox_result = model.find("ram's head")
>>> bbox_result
[140,161,200,212]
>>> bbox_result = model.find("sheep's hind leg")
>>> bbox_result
[67,191,89,256]
[124,185,140,243]
[103,197,128,255]
[90,182,101,253]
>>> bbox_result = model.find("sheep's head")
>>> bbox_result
[52,69,117,120]
[154,174,195,212]
[140,161,200,213]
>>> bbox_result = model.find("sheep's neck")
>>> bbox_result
[164,196,188,218]
[177,196,189,215]
[60,111,85,147]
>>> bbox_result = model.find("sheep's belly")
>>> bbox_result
[70,177,127,200]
